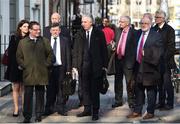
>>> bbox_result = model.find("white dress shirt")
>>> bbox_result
[51,36,62,66]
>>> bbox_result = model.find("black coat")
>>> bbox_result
[72,27,108,78]
[5,34,23,82]
[153,23,176,69]
[135,29,163,86]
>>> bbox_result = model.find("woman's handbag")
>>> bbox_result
[2,48,8,66]
[62,74,76,96]
[99,70,109,95]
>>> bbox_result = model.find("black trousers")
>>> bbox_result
[114,56,135,106]
[134,83,157,114]
[81,66,100,114]
[23,85,45,120]
[157,63,174,107]
[78,76,83,103]
[45,66,66,112]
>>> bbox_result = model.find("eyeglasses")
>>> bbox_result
[119,21,126,23]
[139,22,149,25]
[31,29,40,31]
[155,16,163,19]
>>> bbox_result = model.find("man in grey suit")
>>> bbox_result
[112,16,136,109]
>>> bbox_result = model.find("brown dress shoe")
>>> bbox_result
[143,113,154,119]
[127,112,141,118]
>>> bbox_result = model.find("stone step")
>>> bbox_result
[0,81,12,97]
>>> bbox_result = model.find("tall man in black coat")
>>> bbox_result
[153,9,176,110]
[44,23,71,116]
[112,16,136,109]
[127,16,163,119]
[72,14,108,121]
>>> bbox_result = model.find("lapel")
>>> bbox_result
[59,34,66,54]
[115,28,122,46]
[143,29,153,48]
[89,27,96,48]
[125,27,132,46]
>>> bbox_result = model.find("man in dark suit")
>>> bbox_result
[44,23,71,116]
[153,9,176,110]
[127,16,163,119]
[112,16,136,109]
[43,12,71,47]
[72,14,108,120]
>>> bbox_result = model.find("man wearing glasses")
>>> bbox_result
[16,21,53,123]
[127,16,163,119]
[153,9,176,111]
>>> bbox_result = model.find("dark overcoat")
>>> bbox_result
[72,27,108,78]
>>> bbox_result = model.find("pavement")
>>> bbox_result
[0,76,180,123]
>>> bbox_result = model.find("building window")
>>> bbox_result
[25,0,30,21]
[147,0,152,5]
[117,0,121,4]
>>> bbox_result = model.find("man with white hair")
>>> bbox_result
[112,16,136,109]
[127,16,163,119]
[72,14,108,120]
[153,9,176,110]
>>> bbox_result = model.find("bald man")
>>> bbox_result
[43,12,71,47]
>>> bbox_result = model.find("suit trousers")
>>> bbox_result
[81,66,100,114]
[45,66,66,112]
[114,56,135,106]
[78,76,83,103]
[23,85,45,120]
[134,83,156,114]
[157,63,174,107]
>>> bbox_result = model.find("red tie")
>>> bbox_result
[137,32,145,63]
[117,31,126,59]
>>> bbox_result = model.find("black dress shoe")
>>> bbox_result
[155,104,164,109]
[35,117,42,122]
[43,110,53,116]
[76,111,91,117]
[112,102,123,108]
[23,118,30,123]
[92,114,99,121]
[58,111,68,116]
[160,105,173,111]
[13,112,19,117]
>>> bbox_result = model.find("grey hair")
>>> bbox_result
[81,14,94,24]
[143,13,153,23]
[120,16,131,25]
[155,9,166,18]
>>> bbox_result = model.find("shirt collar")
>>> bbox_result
[29,35,37,41]
[86,26,93,33]
[159,22,165,29]
[122,26,130,33]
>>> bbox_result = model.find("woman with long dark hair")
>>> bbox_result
[5,19,29,117]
